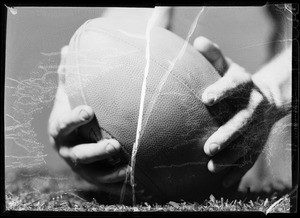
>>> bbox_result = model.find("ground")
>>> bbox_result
[4,167,293,213]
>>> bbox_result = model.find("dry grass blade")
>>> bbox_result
[265,196,286,214]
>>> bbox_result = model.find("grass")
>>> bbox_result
[4,167,292,213]
[5,194,291,212]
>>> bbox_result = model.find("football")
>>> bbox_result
[65,18,240,203]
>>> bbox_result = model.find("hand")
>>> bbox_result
[193,37,290,188]
[48,46,130,195]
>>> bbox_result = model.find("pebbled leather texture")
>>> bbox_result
[65,18,238,203]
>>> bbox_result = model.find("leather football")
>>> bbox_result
[65,18,240,203]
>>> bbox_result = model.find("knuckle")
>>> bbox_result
[214,78,232,97]
[103,139,121,154]
[240,109,253,124]
[69,146,91,162]
[229,111,251,131]
[206,83,219,94]
[227,65,251,86]
[217,125,231,136]
[60,147,78,163]
[249,89,264,108]
[70,150,81,161]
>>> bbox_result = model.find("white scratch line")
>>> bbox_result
[5,154,47,159]
[141,7,205,135]
[129,7,163,205]
[5,114,21,124]
[177,7,205,60]
[6,77,21,83]
[154,161,207,169]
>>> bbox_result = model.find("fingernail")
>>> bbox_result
[209,143,220,156]
[59,147,69,158]
[205,93,216,105]
[207,160,216,173]
[80,109,89,120]
[106,143,118,155]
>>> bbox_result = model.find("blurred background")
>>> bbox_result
[4,6,292,197]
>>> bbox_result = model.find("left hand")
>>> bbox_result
[48,46,130,195]
[193,37,287,188]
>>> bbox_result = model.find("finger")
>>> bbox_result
[68,139,122,164]
[207,140,249,173]
[70,162,149,199]
[204,89,263,156]
[204,109,254,156]
[62,152,130,184]
[57,105,94,137]
[201,62,251,106]
[49,105,92,140]
[85,165,130,184]
[193,36,228,76]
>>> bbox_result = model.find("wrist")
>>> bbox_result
[251,47,291,113]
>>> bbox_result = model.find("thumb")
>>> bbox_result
[193,36,228,76]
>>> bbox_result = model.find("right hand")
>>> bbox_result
[48,46,130,195]
[193,37,291,189]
